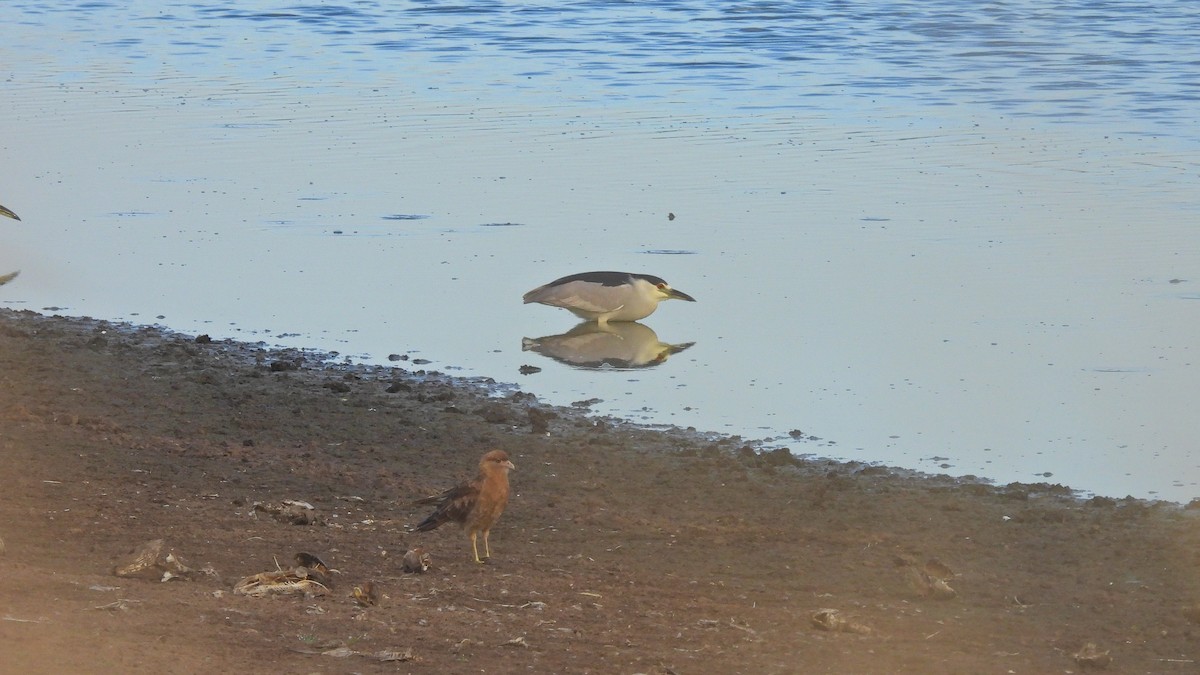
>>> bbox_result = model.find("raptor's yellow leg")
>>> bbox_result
[471,532,484,564]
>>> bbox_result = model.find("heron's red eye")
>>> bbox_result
[657,283,666,290]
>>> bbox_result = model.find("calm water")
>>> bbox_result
[2,1,1198,501]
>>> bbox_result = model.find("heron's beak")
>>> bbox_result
[0,205,20,221]
[667,288,696,302]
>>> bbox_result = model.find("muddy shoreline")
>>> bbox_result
[2,307,1197,673]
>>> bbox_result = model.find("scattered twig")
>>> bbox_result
[727,618,759,637]
[502,636,531,649]
[90,599,141,611]
[2,615,49,624]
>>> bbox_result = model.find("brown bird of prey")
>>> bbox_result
[413,449,515,564]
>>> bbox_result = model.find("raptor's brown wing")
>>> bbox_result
[413,479,481,532]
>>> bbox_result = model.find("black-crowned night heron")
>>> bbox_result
[1,204,19,286]
[523,271,696,324]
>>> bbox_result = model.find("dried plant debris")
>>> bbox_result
[293,552,334,586]
[312,646,414,662]
[810,608,872,635]
[402,547,432,573]
[452,638,484,653]
[294,551,328,569]
[253,500,322,525]
[352,581,379,607]
[901,558,958,600]
[1073,642,1112,670]
[90,599,142,612]
[502,636,532,649]
[375,649,415,662]
[234,566,330,598]
[113,539,206,582]
[922,558,956,581]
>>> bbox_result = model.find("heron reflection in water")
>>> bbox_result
[522,321,694,370]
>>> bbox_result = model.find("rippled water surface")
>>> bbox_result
[3,1,1198,500]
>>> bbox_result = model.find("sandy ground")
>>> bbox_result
[1,307,1198,674]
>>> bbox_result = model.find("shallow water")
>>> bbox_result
[2,1,1198,501]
